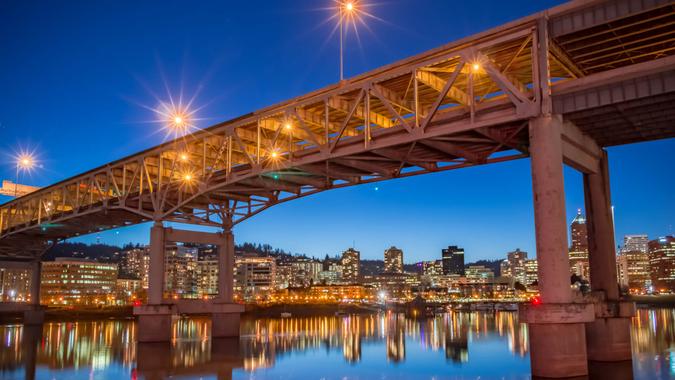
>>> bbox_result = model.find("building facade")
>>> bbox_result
[234,255,276,300]
[384,246,404,274]
[569,210,590,279]
[0,268,31,302]
[41,258,118,305]
[501,249,528,285]
[649,236,675,292]
[341,248,360,283]
[442,246,465,275]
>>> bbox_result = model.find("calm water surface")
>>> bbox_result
[0,308,673,379]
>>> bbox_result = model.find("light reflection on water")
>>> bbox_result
[0,309,672,379]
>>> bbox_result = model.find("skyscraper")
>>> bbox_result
[442,246,465,275]
[649,236,675,292]
[384,246,404,274]
[569,210,590,279]
[342,248,361,283]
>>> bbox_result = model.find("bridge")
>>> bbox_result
[1,0,673,377]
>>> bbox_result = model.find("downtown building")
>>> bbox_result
[383,246,404,274]
[568,210,590,280]
[41,258,118,305]
[234,255,276,301]
[500,249,528,286]
[616,234,650,292]
[341,248,360,283]
[442,246,465,275]
[648,236,675,292]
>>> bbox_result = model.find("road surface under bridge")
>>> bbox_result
[1,0,674,377]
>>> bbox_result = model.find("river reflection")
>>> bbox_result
[0,309,672,379]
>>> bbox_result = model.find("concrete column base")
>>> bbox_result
[586,317,632,361]
[208,303,244,338]
[134,305,175,342]
[212,313,241,338]
[23,307,45,325]
[520,303,595,378]
[529,323,588,378]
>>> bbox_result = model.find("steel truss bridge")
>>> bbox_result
[1,0,674,259]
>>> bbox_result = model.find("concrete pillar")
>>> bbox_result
[522,115,594,378]
[135,304,175,342]
[583,152,634,361]
[584,152,619,300]
[148,222,165,305]
[217,230,234,303]
[213,229,242,338]
[24,261,44,325]
[29,260,41,306]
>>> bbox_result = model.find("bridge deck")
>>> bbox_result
[1,0,673,258]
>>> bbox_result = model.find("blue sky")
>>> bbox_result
[1,1,673,263]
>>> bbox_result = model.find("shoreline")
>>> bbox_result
[1,297,674,323]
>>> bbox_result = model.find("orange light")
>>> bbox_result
[472,63,481,73]
[345,2,354,11]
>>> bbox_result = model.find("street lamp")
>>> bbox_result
[14,153,36,197]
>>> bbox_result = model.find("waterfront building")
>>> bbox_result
[569,210,590,279]
[500,249,528,286]
[275,262,293,289]
[119,247,148,278]
[341,248,360,283]
[383,246,404,274]
[648,236,675,292]
[318,270,341,285]
[361,273,419,300]
[308,285,367,301]
[164,244,198,298]
[234,255,276,301]
[116,276,142,304]
[41,258,118,305]
[0,268,31,302]
[465,266,494,284]
[442,246,465,275]
[290,258,323,287]
[196,257,219,297]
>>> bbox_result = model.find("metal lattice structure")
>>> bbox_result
[1,0,674,259]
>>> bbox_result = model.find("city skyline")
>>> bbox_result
[1,0,673,263]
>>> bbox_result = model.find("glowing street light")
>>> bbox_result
[14,152,36,197]
[472,63,481,73]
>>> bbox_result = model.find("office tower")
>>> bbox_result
[342,248,361,283]
[442,246,465,275]
[384,246,404,274]
[649,236,675,291]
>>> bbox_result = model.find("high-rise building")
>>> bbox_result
[234,255,276,300]
[569,210,590,279]
[384,246,404,274]
[649,236,675,292]
[442,246,465,275]
[341,248,360,283]
[622,234,649,254]
[501,249,528,285]
[570,209,588,251]
[616,250,650,292]
[41,258,118,305]
[290,258,323,287]
[120,247,148,278]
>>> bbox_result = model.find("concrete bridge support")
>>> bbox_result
[520,115,594,378]
[134,222,243,342]
[583,153,634,362]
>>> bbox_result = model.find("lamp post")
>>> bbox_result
[339,2,355,81]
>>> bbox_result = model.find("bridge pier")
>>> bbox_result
[134,222,243,342]
[24,261,44,325]
[520,115,594,378]
[583,153,634,362]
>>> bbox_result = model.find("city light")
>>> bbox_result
[179,152,189,162]
[284,122,292,131]
[472,63,481,72]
